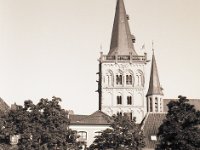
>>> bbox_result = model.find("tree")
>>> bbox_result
[156,96,200,150]
[89,114,145,150]
[0,97,82,150]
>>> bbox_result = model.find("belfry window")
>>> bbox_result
[127,96,132,105]
[117,96,122,105]
[116,75,122,85]
[155,97,158,112]
[150,98,153,112]
[160,98,162,112]
[126,75,132,85]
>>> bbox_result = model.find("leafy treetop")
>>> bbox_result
[156,96,200,150]
[0,97,82,150]
[89,113,145,150]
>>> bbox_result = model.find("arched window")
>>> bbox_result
[105,70,113,86]
[78,131,87,141]
[136,70,144,87]
[127,96,132,105]
[116,75,122,85]
[117,96,122,105]
[116,70,123,85]
[126,75,132,85]
[105,75,110,85]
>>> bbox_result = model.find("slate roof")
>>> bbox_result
[143,99,200,150]
[70,110,112,125]
[146,53,163,97]
[142,113,166,149]
[108,0,137,56]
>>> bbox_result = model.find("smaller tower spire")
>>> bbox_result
[147,49,163,97]
[146,48,164,113]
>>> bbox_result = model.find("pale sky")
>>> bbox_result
[0,0,200,115]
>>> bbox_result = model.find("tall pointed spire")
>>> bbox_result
[147,51,163,96]
[108,0,137,56]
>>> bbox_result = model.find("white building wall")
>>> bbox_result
[101,62,147,123]
[70,124,110,147]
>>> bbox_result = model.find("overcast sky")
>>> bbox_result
[0,0,200,114]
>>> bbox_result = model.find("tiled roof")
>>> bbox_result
[70,110,112,125]
[143,99,200,149]
[142,113,166,149]
[70,114,88,124]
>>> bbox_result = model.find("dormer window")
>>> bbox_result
[151,135,157,141]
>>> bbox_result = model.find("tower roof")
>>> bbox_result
[147,52,163,96]
[108,0,137,56]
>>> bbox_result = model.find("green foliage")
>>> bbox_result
[156,96,200,150]
[0,97,82,150]
[89,114,145,150]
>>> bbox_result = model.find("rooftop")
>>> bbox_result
[70,110,112,125]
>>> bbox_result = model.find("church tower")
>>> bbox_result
[146,51,164,113]
[98,0,148,123]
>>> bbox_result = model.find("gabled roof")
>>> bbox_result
[108,0,137,56]
[146,52,163,97]
[70,110,112,125]
[143,99,200,149]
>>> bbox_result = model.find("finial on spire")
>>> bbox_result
[152,41,154,53]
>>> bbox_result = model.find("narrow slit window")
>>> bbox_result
[127,96,132,105]
[117,96,122,105]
